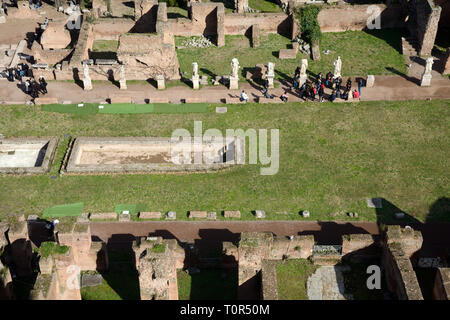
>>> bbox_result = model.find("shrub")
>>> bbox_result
[296,5,322,43]
[39,242,70,258]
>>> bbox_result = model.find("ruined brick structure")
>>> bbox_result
[133,237,185,300]
[382,225,424,300]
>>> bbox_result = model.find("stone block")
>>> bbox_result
[420,74,432,87]
[119,213,131,222]
[225,97,245,104]
[366,198,382,208]
[166,211,176,220]
[156,75,165,90]
[189,211,207,219]
[207,212,217,220]
[278,49,297,59]
[139,212,162,219]
[89,212,117,220]
[251,24,260,48]
[366,75,375,87]
[224,211,240,218]
[302,210,310,218]
[229,76,238,90]
[216,107,227,113]
[192,75,199,89]
[395,212,405,219]
[255,210,266,219]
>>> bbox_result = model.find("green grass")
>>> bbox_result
[276,259,317,300]
[92,40,119,53]
[42,202,83,218]
[41,103,210,114]
[176,30,408,80]
[0,100,449,223]
[167,6,189,19]
[340,259,386,300]
[81,250,140,300]
[38,242,70,258]
[149,243,166,253]
[177,268,238,300]
[248,0,282,12]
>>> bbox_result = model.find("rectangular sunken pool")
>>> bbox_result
[0,137,58,174]
[65,137,245,174]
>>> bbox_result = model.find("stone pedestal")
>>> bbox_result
[267,75,274,89]
[366,75,375,87]
[229,76,238,90]
[83,78,92,91]
[119,79,127,90]
[299,75,307,86]
[420,74,432,87]
[156,75,165,90]
[192,75,199,89]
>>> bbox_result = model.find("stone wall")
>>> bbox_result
[413,0,442,56]
[382,226,423,300]
[317,4,406,32]
[93,18,135,40]
[224,13,290,35]
[432,267,450,300]
[70,19,94,67]
[443,49,450,75]
[133,237,185,300]
[342,234,375,255]
[260,259,278,300]
[31,41,72,66]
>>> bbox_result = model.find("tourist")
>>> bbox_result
[330,90,336,102]
[280,91,288,103]
[336,89,341,99]
[346,78,352,92]
[310,86,316,101]
[342,90,349,101]
[39,76,47,94]
[7,68,14,82]
[357,78,363,97]
[31,80,40,99]
[299,82,307,100]
[24,79,30,94]
[240,90,249,103]
[325,72,332,88]
[45,218,59,237]
[318,85,324,102]
[353,89,360,99]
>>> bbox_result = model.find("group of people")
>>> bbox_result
[5,63,48,100]
[293,69,363,102]
[239,67,363,104]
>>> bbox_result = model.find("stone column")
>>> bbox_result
[156,74,165,90]
[192,62,199,89]
[0,8,6,24]
[234,0,248,13]
[229,58,239,90]
[266,62,275,89]
[420,57,434,86]
[443,48,450,75]
[119,65,127,90]
[82,64,92,91]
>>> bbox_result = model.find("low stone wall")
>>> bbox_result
[224,13,290,36]
[0,137,59,175]
[260,259,278,300]
[93,18,135,41]
[317,4,406,32]
[342,234,374,255]
[382,226,423,300]
[133,237,184,300]
[70,19,94,67]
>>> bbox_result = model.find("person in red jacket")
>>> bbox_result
[353,89,360,99]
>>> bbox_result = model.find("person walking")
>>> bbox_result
[318,85,324,102]
[357,78,363,97]
[39,76,47,94]
[280,91,288,103]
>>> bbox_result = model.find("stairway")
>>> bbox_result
[402,37,419,56]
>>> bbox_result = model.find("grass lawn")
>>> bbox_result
[0,100,448,223]
[177,268,238,300]
[248,0,283,12]
[167,6,189,19]
[92,40,119,53]
[276,259,317,300]
[81,249,140,300]
[175,30,408,80]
